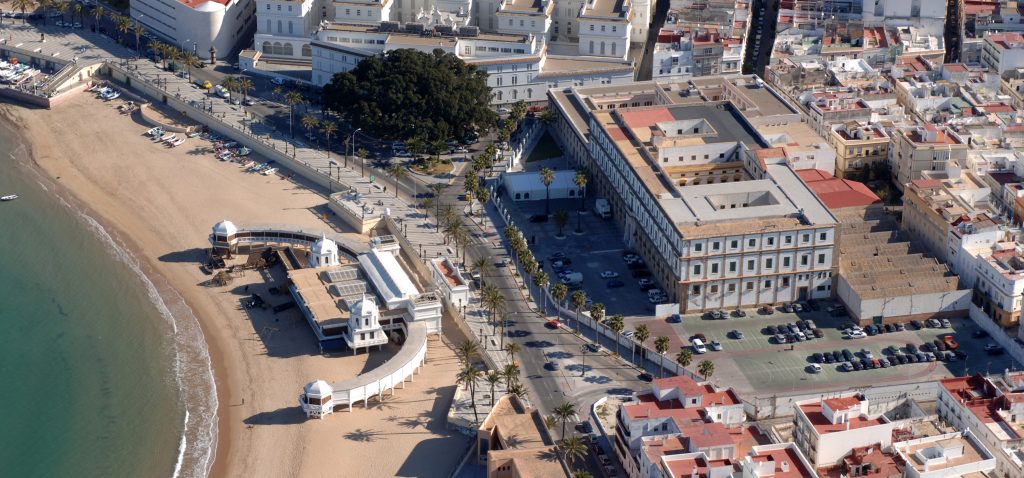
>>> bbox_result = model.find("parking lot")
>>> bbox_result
[667,307,1019,396]
[509,196,654,318]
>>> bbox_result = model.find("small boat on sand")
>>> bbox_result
[1,194,18,201]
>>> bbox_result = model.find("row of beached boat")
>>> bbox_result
[144,126,190,147]
[0,61,38,85]
[90,85,121,101]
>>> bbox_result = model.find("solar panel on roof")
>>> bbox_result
[325,267,361,283]
[330,281,368,297]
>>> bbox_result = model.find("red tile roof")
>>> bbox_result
[618,108,675,130]
[622,394,707,423]
[823,396,861,411]
[796,169,881,210]
[750,446,816,478]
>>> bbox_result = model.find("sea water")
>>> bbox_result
[0,130,216,477]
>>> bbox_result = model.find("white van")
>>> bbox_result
[692,338,707,354]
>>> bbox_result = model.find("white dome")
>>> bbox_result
[304,380,332,398]
[351,297,378,317]
[212,220,237,237]
[311,234,338,255]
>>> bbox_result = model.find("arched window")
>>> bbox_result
[496,91,503,101]
[512,89,518,99]
[611,42,616,56]
[262,41,272,54]
[600,42,605,55]
[589,41,594,54]
[301,44,312,57]
[527,88,533,98]
[283,43,294,56]
[277,20,282,34]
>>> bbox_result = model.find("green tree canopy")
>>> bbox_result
[323,48,496,142]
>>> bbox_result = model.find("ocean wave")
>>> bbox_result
[6,141,219,478]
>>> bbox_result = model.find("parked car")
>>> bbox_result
[729,330,744,339]
[544,361,560,371]
[668,314,682,324]
[842,349,855,361]
[623,330,634,338]
[812,328,824,338]
[600,271,619,279]
[843,330,867,339]
[765,325,779,335]
[842,362,855,372]
[832,350,844,362]
[692,338,708,354]
[910,320,923,329]
[823,353,834,364]
[808,364,823,374]
[759,305,775,315]
[941,319,952,328]
[732,309,747,318]
[895,323,905,331]
[933,339,947,351]
[927,318,942,328]
[852,360,864,371]
[906,343,918,354]
[985,344,1005,355]
[710,340,723,351]
[638,372,653,382]
[774,334,788,344]
[546,320,561,329]
[813,352,825,363]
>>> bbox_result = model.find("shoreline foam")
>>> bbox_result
[0,114,218,478]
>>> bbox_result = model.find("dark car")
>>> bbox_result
[933,339,947,351]
[833,350,844,362]
[733,309,747,317]
[576,421,594,433]
[842,349,855,361]
[853,360,864,371]
[668,314,682,323]
[895,323,905,331]
[916,353,929,362]
[823,353,834,364]
[910,320,923,329]
[766,325,779,335]
[638,372,654,382]
[907,343,918,354]
[921,342,934,353]
[607,280,625,288]
[985,344,1005,355]
[812,329,824,338]
[954,349,968,359]
[896,354,908,364]
[860,358,872,369]
[884,324,895,333]
[730,330,744,339]
[545,362,560,371]
[906,353,918,363]
[813,352,825,363]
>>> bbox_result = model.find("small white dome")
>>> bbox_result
[311,234,338,255]
[194,0,226,13]
[304,380,332,398]
[212,220,237,237]
[351,297,378,317]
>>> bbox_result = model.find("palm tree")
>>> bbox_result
[301,115,319,147]
[165,48,181,74]
[114,14,131,45]
[507,382,527,400]
[559,436,588,471]
[284,90,304,138]
[554,209,570,237]
[551,283,568,312]
[457,365,484,425]
[387,162,406,198]
[573,169,587,232]
[654,336,670,378]
[321,121,337,160]
[676,348,693,372]
[544,415,558,431]
[538,109,556,124]
[608,315,625,357]
[473,256,493,286]
[238,77,254,103]
[55,1,68,23]
[482,284,505,337]
[271,85,283,100]
[12,0,33,24]
[698,360,715,380]
[540,167,555,215]
[91,5,105,29]
[553,401,578,438]
[501,363,521,387]
[453,225,470,265]
[570,290,586,332]
[132,21,145,56]
[533,270,549,313]
[570,471,593,478]
[428,182,448,214]
[589,303,605,344]
[456,339,478,366]
[38,0,52,25]
[504,342,521,364]
[220,76,238,101]
[180,51,199,82]
[634,324,650,365]
[483,370,503,406]
[72,2,82,26]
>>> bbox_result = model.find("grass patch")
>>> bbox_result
[525,132,562,163]
[410,158,454,176]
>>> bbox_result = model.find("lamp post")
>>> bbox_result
[351,127,362,175]
[580,344,588,377]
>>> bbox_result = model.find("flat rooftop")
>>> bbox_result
[896,434,991,474]
[536,56,633,78]
[580,0,631,19]
[797,402,887,435]
[288,263,370,331]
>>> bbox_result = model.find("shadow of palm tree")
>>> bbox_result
[344,428,381,442]
[399,417,427,429]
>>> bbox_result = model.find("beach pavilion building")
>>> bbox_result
[208,220,442,418]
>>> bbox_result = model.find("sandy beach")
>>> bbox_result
[4,93,469,477]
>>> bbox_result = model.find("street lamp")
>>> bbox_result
[351,127,362,174]
[580,344,588,377]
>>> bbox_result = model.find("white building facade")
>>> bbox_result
[132,0,257,57]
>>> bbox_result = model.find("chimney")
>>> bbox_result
[781,461,789,473]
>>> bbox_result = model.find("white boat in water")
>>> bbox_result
[1,194,18,201]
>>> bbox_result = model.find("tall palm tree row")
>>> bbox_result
[607,315,625,357]
[633,324,649,365]
[553,401,577,438]
[559,436,588,473]
[320,120,338,160]
[654,336,670,378]
[540,167,555,215]
[284,90,304,138]
[457,364,484,425]
[483,370,503,407]
[387,162,405,197]
[570,290,586,332]
[573,169,587,232]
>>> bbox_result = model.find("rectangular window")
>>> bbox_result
[710,285,719,294]
[727,284,736,292]
[782,277,790,287]
[801,255,809,266]
[784,236,793,245]
[712,241,720,251]
[693,264,702,275]
[746,260,755,270]
[764,280,772,289]
[692,285,701,294]
[731,240,738,249]
[729,262,737,272]
[694,243,702,252]
[766,258,774,268]
[748,238,756,247]
[819,232,827,241]
[802,234,810,243]
[817,253,826,264]
[783,257,791,267]
[767,237,774,246]
[746,282,754,291]
[711,263,719,274]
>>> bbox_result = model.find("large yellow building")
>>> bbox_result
[829,121,889,179]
